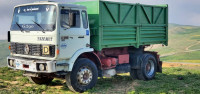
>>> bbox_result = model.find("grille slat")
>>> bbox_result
[10,43,55,57]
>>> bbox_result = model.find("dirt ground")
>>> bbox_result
[163,62,200,67]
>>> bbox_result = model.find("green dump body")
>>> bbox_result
[75,1,168,51]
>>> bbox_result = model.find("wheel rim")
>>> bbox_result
[77,66,93,85]
[145,60,155,76]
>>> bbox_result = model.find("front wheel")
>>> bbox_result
[66,58,98,93]
[137,53,157,80]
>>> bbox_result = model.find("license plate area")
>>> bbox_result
[15,60,32,69]
[23,64,29,68]
[10,58,45,72]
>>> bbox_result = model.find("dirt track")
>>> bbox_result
[152,41,200,57]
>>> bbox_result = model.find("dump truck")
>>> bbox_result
[7,1,168,92]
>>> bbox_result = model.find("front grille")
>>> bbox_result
[10,43,55,57]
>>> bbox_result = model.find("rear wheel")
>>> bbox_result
[66,58,98,93]
[137,53,157,80]
[28,77,53,85]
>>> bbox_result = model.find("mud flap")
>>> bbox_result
[129,53,143,69]
[157,61,162,73]
[129,46,144,69]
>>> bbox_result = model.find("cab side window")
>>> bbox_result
[60,9,80,28]
[81,11,88,29]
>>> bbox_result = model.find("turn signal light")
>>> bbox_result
[8,45,11,50]
[57,49,59,55]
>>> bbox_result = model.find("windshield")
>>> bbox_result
[11,5,56,31]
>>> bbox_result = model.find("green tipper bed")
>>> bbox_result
[75,1,168,51]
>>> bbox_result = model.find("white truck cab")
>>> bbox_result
[8,1,92,73]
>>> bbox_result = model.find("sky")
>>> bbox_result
[0,0,200,40]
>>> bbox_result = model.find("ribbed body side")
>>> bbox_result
[101,27,137,48]
[75,1,168,51]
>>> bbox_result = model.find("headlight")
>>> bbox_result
[39,64,45,71]
[9,59,15,67]
[9,59,14,66]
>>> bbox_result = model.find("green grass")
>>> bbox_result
[191,37,200,41]
[161,51,200,61]
[1,66,200,94]
[0,67,23,81]
[132,67,200,94]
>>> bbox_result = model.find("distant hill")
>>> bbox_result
[149,23,200,63]
[0,40,9,67]
[0,24,200,67]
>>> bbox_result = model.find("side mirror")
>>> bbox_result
[8,31,10,42]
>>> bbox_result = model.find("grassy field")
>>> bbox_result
[1,64,200,94]
[161,51,200,62]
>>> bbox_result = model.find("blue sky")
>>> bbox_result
[0,0,200,40]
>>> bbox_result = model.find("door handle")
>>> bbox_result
[78,36,84,38]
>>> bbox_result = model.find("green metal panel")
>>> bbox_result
[75,1,168,51]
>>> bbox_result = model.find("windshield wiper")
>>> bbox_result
[16,22,24,32]
[32,20,45,33]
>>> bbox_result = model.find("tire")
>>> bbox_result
[66,58,98,93]
[130,69,138,79]
[137,53,157,80]
[28,77,53,85]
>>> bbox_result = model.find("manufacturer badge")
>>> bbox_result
[24,44,29,54]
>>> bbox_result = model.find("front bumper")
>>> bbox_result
[7,56,69,73]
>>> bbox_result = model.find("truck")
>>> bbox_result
[7,0,168,93]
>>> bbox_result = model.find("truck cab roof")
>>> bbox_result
[14,1,87,9]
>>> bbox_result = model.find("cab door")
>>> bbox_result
[59,9,90,59]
